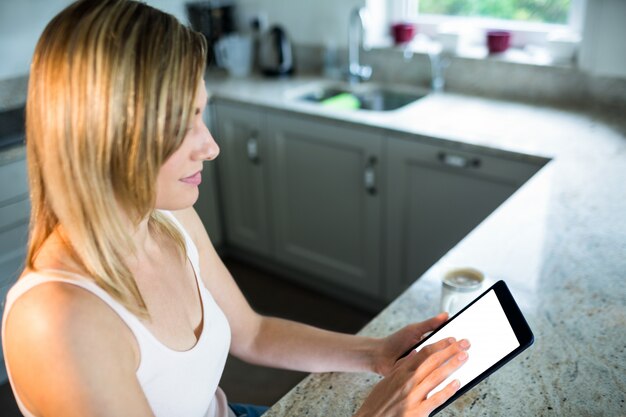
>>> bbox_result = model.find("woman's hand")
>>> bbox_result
[355,337,470,417]
[373,313,449,377]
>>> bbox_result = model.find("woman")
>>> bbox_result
[1,1,470,416]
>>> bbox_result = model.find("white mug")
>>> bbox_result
[214,34,253,78]
[440,267,485,317]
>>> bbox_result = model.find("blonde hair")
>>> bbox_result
[26,0,207,316]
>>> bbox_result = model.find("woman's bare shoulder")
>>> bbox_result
[8,274,115,330]
[5,274,138,361]
[4,275,141,415]
[7,227,139,357]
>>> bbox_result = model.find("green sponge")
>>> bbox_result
[320,92,361,110]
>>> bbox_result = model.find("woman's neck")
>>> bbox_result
[126,214,172,269]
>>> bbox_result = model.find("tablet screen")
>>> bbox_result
[415,289,520,397]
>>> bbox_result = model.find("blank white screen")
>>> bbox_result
[416,290,520,397]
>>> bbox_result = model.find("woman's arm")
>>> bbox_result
[3,282,155,417]
[176,207,470,417]
[175,207,445,374]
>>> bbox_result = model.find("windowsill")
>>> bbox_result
[370,36,577,70]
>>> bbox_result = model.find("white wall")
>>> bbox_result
[0,0,191,80]
[0,0,365,80]
[0,0,73,79]
[578,0,626,78]
[1,0,624,81]
[236,0,364,46]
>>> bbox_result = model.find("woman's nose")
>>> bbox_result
[207,138,220,161]
[195,127,220,161]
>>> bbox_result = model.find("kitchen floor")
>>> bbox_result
[0,256,375,413]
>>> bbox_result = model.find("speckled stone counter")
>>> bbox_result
[207,74,626,416]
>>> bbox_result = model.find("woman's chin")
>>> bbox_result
[155,188,199,211]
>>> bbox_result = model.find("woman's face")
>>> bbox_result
[155,81,219,211]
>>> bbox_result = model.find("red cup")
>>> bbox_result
[486,30,511,53]
[391,22,416,45]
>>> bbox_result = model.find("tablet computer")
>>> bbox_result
[400,280,534,416]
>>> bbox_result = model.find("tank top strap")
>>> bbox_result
[3,271,150,338]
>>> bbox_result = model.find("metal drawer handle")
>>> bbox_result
[364,156,377,196]
[247,132,260,164]
[438,152,481,169]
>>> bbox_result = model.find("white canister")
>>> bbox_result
[440,267,485,316]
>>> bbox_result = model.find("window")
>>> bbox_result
[419,0,571,25]
[378,0,586,50]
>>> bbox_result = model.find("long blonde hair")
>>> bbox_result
[26,0,207,316]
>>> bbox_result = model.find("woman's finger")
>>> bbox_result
[418,337,457,358]
[421,378,461,415]
[422,313,449,330]
[357,340,468,417]
[413,340,470,384]
[412,313,448,337]
[414,348,469,399]
[400,338,456,370]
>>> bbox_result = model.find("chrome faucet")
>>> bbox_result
[402,39,450,93]
[348,6,372,84]
[427,47,450,93]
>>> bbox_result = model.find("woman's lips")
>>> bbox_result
[180,171,202,186]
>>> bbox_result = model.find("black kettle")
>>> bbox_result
[258,25,294,77]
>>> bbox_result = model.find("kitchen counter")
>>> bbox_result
[205,73,626,416]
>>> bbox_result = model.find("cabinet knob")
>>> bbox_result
[438,152,481,169]
[247,132,260,164]
[364,156,377,196]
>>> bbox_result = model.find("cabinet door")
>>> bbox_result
[0,243,27,383]
[194,107,222,246]
[214,101,272,256]
[0,156,29,384]
[385,136,541,300]
[194,162,222,246]
[267,113,383,297]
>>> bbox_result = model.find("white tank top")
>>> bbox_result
[1,210,235,417]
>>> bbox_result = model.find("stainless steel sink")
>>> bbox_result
[290,83,429,112]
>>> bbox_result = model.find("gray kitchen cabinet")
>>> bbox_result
[211,99,546,306]
[267,113,384,297]
[384,135,543,300]
[194,107,222,246]
[0,153,30,383]
[214,101,273,256]
[194,162,222,246]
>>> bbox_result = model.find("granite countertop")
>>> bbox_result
[206,73,626,416]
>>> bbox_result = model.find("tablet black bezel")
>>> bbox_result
[399,280,534,416]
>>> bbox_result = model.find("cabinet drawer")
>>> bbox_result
[392,137,542,186]
[0,197,30,231]
[0,158,28,204]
